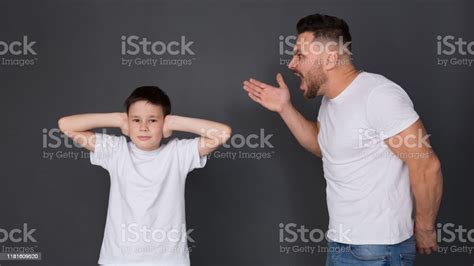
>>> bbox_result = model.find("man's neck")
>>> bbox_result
[324,66,360,99]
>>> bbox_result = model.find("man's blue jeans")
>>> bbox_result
[326,235,416,266]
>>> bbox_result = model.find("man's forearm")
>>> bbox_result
[58,113,124,132]
[279,103,321,157]
[411,157,443,230]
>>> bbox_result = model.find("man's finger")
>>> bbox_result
[244,81,263,94]
[416,246,424,254]
[276,73,288,88]
[244,87,261,99]
[249,78,272,90]
[247,92,261,103]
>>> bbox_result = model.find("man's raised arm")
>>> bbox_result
[243,73,321,157]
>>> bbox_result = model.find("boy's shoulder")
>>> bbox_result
[95,133,127,149]
[162,137,201,155]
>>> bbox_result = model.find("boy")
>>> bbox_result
[58,86,231,266]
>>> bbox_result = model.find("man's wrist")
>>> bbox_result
[278,102,293,115]
[415,219,435,231]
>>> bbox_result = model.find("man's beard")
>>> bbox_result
[304,67,327,99]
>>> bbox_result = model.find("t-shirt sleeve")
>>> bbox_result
[366,84,420,140]
[90,133,126,170]
[175,137,207,174]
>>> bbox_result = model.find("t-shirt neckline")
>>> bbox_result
[328,71,365,104]
[129,141,163,156]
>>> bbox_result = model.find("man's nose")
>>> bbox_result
[288,57,297,70]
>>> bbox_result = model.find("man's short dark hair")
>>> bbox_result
[124,86,171,115]
[297,13,352,52]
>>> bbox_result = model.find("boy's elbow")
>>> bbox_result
[58,117,66,133]
[221,125,232,143]
[58,117,72,135]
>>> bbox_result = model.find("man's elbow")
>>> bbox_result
[410,155,443,183]
[427,156,443,180]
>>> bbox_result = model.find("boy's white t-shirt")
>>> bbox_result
[90,134,207,265]
[317,72,420,245]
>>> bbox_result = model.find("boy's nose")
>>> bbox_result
[139,123,149,131]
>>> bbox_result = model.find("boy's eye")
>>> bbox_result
[132,119,140,122]
[149,119,157,123]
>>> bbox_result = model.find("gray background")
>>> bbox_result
[0,0,473,265]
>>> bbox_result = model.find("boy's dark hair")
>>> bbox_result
[296,13,352,52]
[124,86,171,115]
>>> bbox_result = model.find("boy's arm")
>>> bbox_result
[58,113,128,152]
[163,115,232,157]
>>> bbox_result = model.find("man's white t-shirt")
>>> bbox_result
[90,134,207,265]
[317,72,420,245]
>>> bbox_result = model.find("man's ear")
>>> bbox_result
[324,51,339,71]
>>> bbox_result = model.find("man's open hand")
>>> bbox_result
[243,73,291,113]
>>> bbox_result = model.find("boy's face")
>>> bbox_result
[127,100,165,151]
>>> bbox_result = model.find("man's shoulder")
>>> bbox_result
[361,72,405,97]
[360,72,397,89]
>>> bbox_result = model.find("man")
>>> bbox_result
[243,14,443,265]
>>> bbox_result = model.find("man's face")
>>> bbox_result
[127,100,165,151]
[288,32,328,99]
